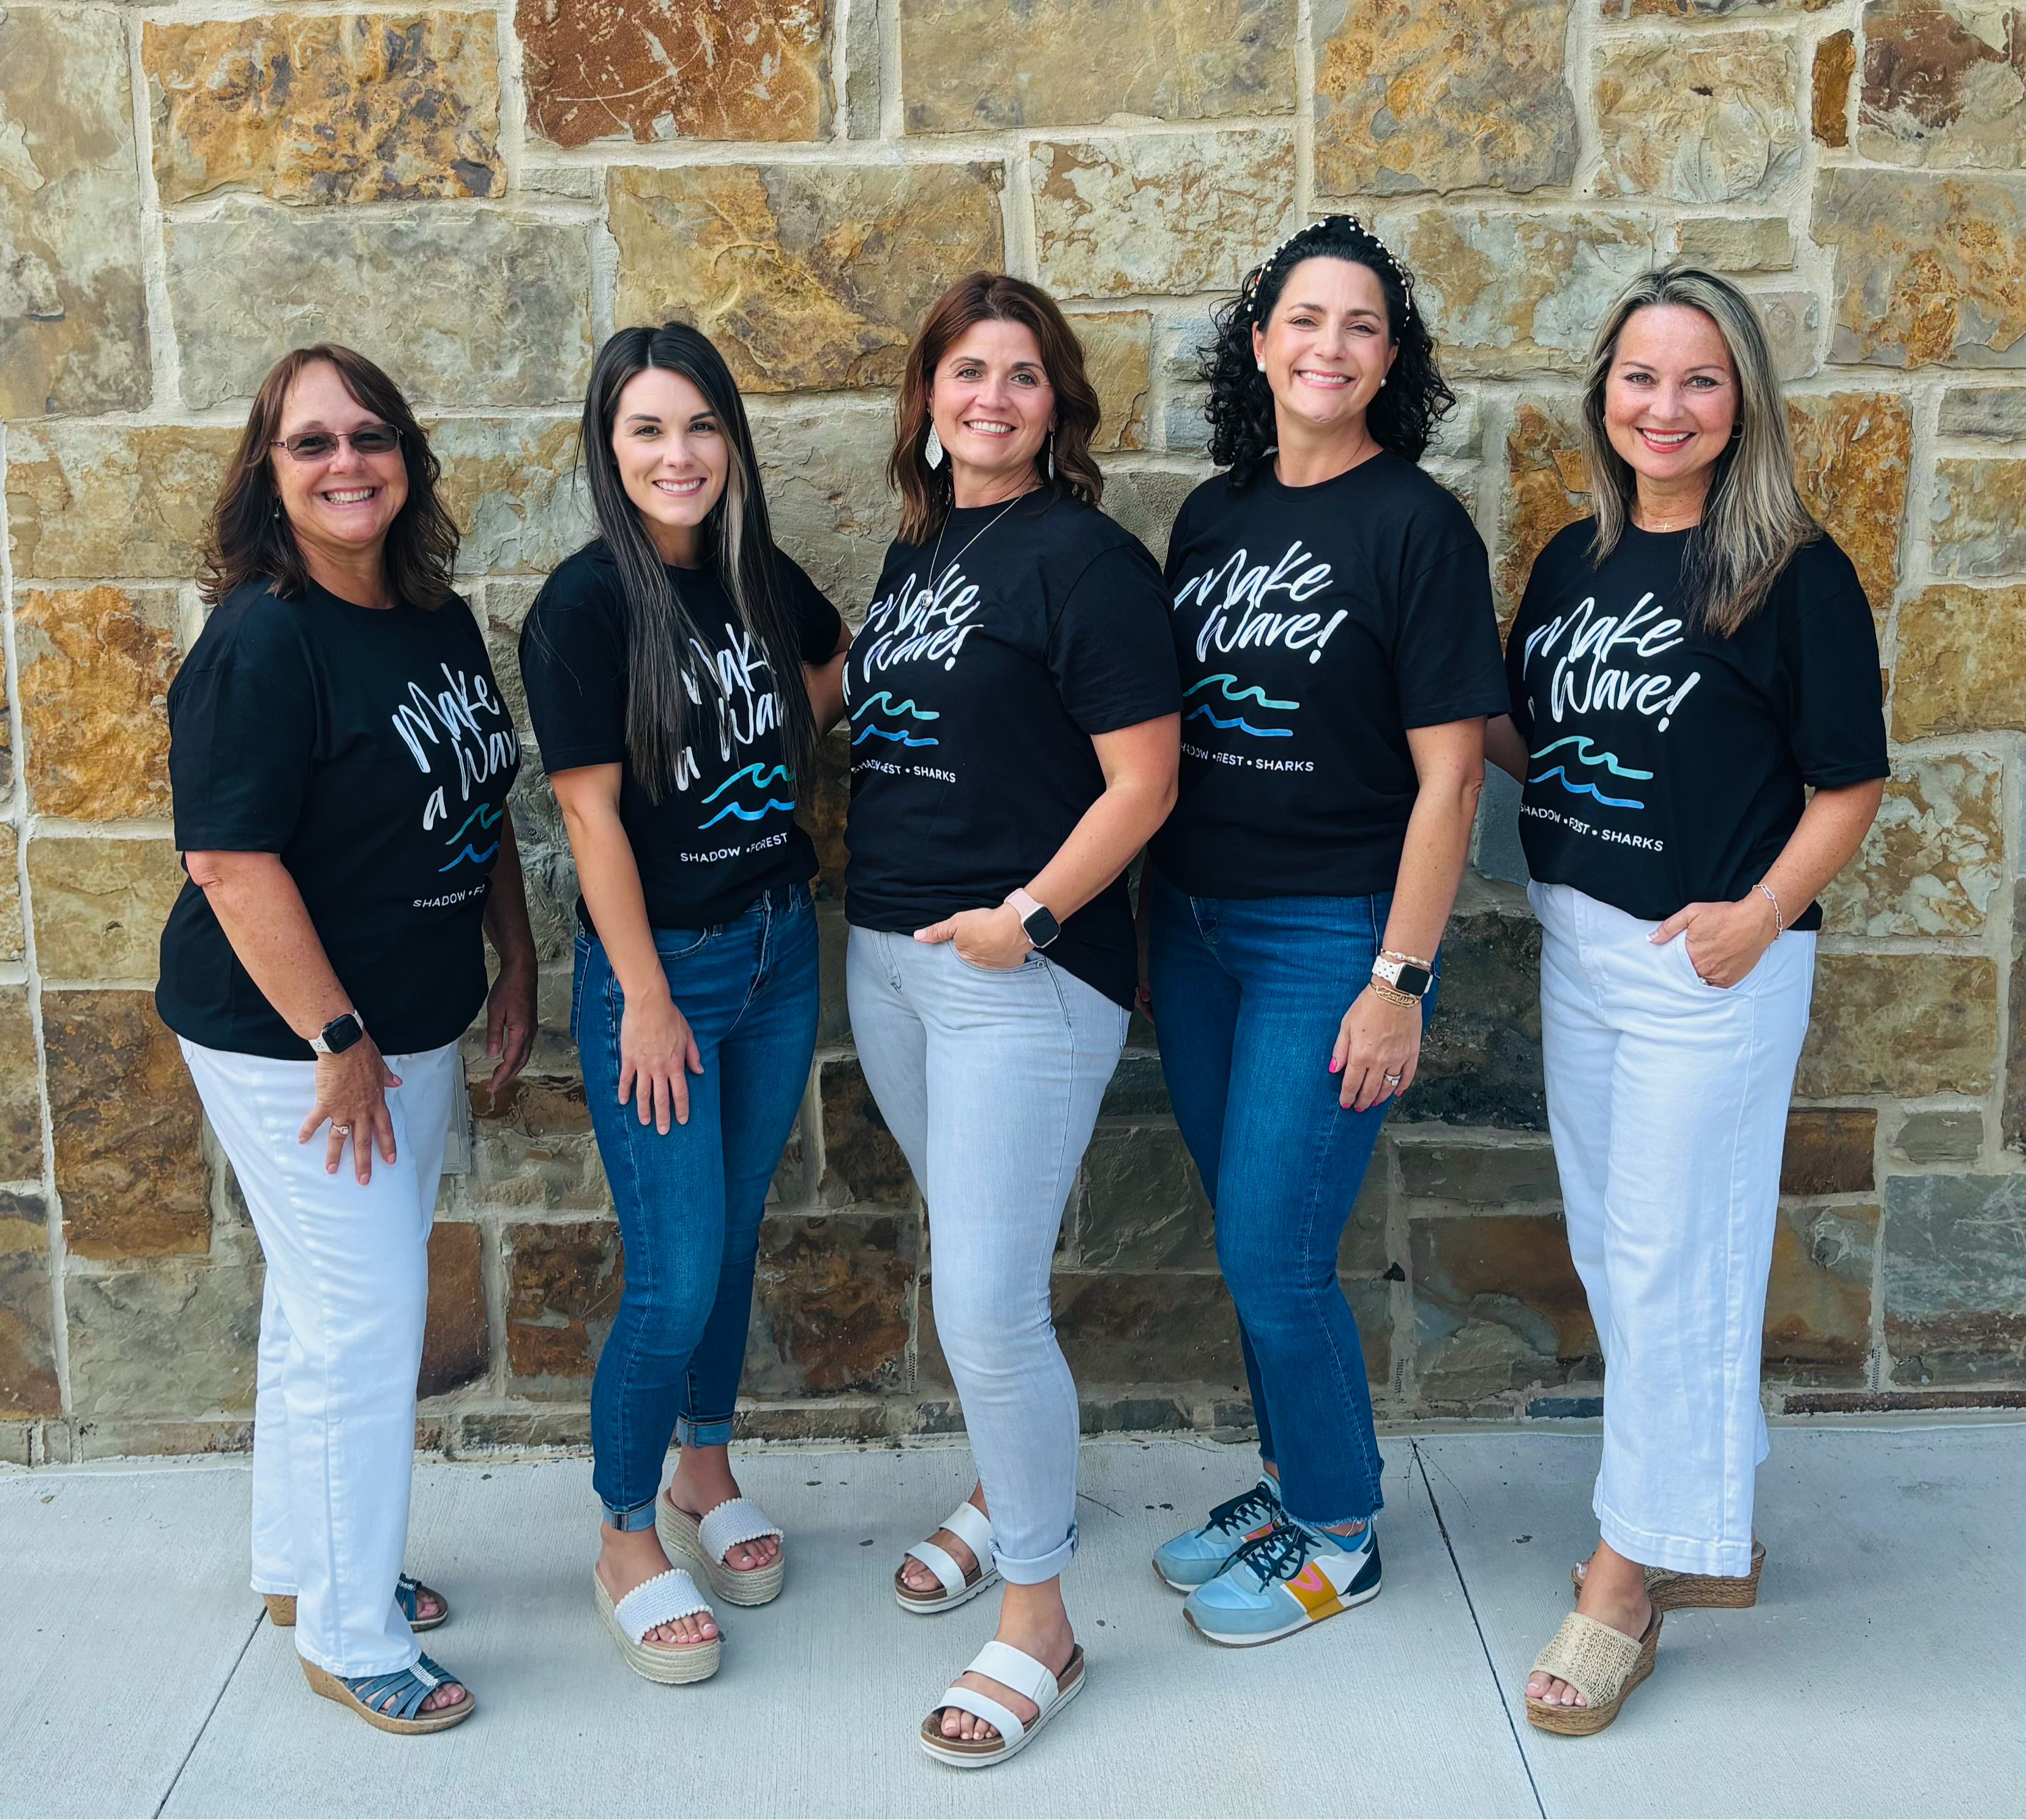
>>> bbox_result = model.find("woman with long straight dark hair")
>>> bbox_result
[518,323,850,1684]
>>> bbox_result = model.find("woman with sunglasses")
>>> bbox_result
[158,344,539,1734]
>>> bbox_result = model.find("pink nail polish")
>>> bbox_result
[1329,1058,1342,1073]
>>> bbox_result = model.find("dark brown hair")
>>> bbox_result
[887,273,1104,544]
[198,343,460,609]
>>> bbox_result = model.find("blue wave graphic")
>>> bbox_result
[704,762,793,804]
[852,724,939,747]
[438,840,500,872]
[1186,703,1293,739]
[1186,673,1298,712]
[1530,735,1653,781]
[441,801,503,846]
[1528,766,1645,811]
[698,798,797,829]
[851,691,940,724]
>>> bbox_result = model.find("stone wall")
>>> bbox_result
[4,0,2024,1463]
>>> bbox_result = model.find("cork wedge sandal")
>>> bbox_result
[264,1573,450,1632]
[1524,1608,1662,1737]
[300,1652,474,1736]
[593,1565,721,1685]
[1571,1539,1766,1611]
[895,1499,1000,1615]
[657,1493,785,1607]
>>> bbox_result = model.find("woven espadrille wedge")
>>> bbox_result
[1571,1539,1766,1611]
[593,1565,721,1685]
[1524,1608,1662,1736]
[657,1492,784,1606]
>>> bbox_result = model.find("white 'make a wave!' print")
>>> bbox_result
[1173,540,1350,667]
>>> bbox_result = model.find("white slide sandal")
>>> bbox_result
[592,1565,721,1685]
[894,1499,1001,1614]
[919,1638,1086,1769]
[659,1493,785,1606]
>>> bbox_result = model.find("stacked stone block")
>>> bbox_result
[2,0,2022,1462]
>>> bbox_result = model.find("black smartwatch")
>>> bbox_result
[310,1011,367,1055]
[1006,889,1061,951]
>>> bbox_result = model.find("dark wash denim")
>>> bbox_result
[574,883,818,1526]
[1147,871,1438,1529]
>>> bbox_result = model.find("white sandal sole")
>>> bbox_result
[894,1564,1001,1616]
[657,1499,784,1607]
[592,1571,721,1685]
[919,1653,1085,1769]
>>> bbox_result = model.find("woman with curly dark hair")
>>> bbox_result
[1143,217,1506,1646]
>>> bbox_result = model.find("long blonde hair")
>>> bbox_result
[1579,265,1817,637]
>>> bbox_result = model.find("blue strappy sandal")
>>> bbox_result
[301,1652,475,1734]
[263,1573,449,1632]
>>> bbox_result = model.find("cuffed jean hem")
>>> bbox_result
[675,1414,735,1448]
[1597,1502,1756,1579]
[1288,1506,1374,1532]
[993,1522,1078,1586]
[602,1496,660,1532]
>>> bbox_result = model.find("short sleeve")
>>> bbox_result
[168,608,315,853]
[777,549,845,665]
[1784,566,1888,789]
[1392,533,1509,730]
[1050,543,1182,736]
[519,575,628,774]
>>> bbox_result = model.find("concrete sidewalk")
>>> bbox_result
[5,1425,2021,1819]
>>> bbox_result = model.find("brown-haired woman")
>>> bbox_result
[156,345,538,1734]
[843,274,1181,1767]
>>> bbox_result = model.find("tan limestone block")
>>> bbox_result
[749,402,901,609]
[1787,392,1912,614]
[15,587,181,822]
[1607,0,1831,12]
[1932,458,2026,578]
[902,0,1295,131]
[1075,310,1153,452]
[166,205,594,410]
[1757,289,1822,381]
[1595,32,1801,203]
[1820,752,2004,937]
[6,425,239,582]
[144,13,503,206]
[1315,0,1576,198]
[608,162,1005,393]
[28,837,185,983]
[1099,463,1214,567]
[1674,215,1796,271]
[0,827,21,966]
[0,1249,62,1418]
[1813,168,2026,368]
[1814,28,1857,144]
[1892,585,2026,738]
[1497,397,1589,621]
[1032,132,1299,299]
[63,1260,260,1420]
[0,8,150,418]
[1858,0,2026,170]
[1796,954,1998,1097]
[519,0,829,148]
[1940,388,2026,437]
[1372,209,1657,379]
[0,990,41,1183]
[44,990,211,1260]
[429,418,589,576]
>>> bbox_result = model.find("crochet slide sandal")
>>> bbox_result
[895,1499,1000,1615]
[300,1652,474,1735]
[658,1494,785,1607]
[919,1639,1086,1769]
[1571,1539,1766,1611]
[593,1565,721,1685]
[264,1573,450,1632]
[1524,1608,1663,1737]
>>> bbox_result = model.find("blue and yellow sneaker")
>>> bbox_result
[1182,1517,1380,1646]
[1151,1475,1285,1592]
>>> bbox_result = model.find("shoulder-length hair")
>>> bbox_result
[1201,213,1454,485]
[1580,264,1818,638]
[198,343,458,609]
[888,273,1104,544]
[569,321,816,803]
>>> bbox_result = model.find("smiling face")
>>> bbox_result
[1602,303,1738,514]
[611,365,730,567]
[271,359,409,564]
[1253,256,1399,445]
[929,320,1053,504]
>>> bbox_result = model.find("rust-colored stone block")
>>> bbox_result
[1077,311,1153,452]
[608,162,1004,394]
[1779,1107,1877,1196]
[1813,28,1856,146]
[418,1221,488,1401]
[1594,32,1801,203]
[1890,586,2026,740]
[1498,397,1589,621]
[520,0,829,147]
[746,1213,913,1395]
[28,838,184,983]
[820,1057,914,1208]
[1410,1213,1599,1406]
[1797,954,1998,1098]
[1932,458,2026,579]
[0,1250,61,1418]
[1820,752,2003,938]
[1404,910,1546,1129]
[1787,393,1911,616]
[45,991,210,1260]
[1763,1200,1877,1383]
[1883,1173,2026,1381]
[504,1220,624,1386]
[0,991,40,1184]
[144,13,503,206]
[1314,0,1576,198]
[6,425,239,582]
[1075,1120,1215,1271]
[1048,1271,1245,1385]
[1858,0,2026,170]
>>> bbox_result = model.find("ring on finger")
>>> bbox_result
[1382,1071,1403,1085]
[333,1123,351,1135]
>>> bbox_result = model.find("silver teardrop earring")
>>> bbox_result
[924,424,944,470]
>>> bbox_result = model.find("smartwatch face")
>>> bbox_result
[1023,905,1063,949]
[322,1013,365,1054]
[1393,962,1432,998]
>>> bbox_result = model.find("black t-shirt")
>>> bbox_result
[1506,520,1888,927]
[842,492,1181,1009]
[1151,452,1509,898]
[517,542,842,934]
[157,579,520,1060]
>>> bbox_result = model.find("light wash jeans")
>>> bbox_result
[179,1035,462,1677]
[847,926,1127,1583]
[1531,878,1816,1579]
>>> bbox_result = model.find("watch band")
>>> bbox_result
[1005,888,1061,950]
[310,1011,366,1055]
[1372,954,1434,998]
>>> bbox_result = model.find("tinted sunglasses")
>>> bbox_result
[271,424,403,462]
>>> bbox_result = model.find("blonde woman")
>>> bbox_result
[1487,266,1885,1734]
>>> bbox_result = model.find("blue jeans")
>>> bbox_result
[1147,871,1436,1529]
[574,883,818,1526]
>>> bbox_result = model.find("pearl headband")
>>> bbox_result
[1238,214,1415,322]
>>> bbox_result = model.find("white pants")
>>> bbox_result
[1530,881,1816,1579]
[180,1036,460,1676]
